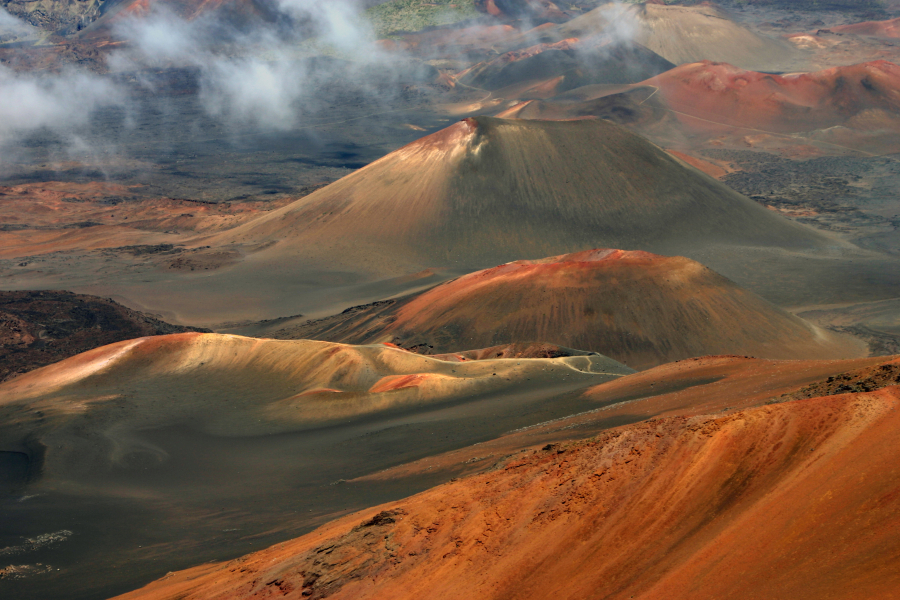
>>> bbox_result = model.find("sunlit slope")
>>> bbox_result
[642,60,900,134]
[0,332,631,483]
[114,386,900,600]
[215,117,834,276]
[347,355,900,484]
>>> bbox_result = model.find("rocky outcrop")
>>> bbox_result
[1,0,109,35]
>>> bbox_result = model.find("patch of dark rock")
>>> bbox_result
[114,244,182,256]
[771,360,900,404]
[357,509,408,529]
[0,290,210,381]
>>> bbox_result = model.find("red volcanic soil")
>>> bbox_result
[581,354,900,419]
[495,62,900,154]
[0,290,208,381]
[368,373,440,394]
[274,249,862,370]
[640,59,900,134]
[776,358,900,400]
[83,0,276,31]
[831,17,900,38]
[114,385,900,600]
[0,181,296,260]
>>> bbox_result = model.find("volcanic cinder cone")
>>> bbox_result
[640,60,900,134]
[215,116,833,278]
[502,2,802,71]
[277,249,863,370]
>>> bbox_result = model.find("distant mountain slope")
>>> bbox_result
[474,0,571,22]
[456,38,674,91]
[641,59,900,133]
[498,2,802,71]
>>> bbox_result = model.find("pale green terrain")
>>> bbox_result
[367,0,481,37]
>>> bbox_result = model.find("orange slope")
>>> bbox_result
[114,385,900,600]
[498,60,900,155]
[639,59,900,134]
[352,355,900,484]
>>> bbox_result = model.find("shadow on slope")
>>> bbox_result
[0,332,630,600]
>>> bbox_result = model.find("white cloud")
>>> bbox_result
[0,8,37,38]
[0,65,125,139]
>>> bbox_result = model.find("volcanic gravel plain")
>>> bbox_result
[1,1,900,600]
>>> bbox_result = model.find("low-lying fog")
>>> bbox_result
[0,0,468,198]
